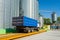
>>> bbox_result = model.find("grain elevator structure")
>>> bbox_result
[0,0,40,34]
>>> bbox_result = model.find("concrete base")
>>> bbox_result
[0,28,16,34]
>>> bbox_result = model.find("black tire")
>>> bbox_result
[36,28,40,31]
[27,29,31,33]
[31,29,34,32]
[24,29,31,33]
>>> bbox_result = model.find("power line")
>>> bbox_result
[39,10,52,13]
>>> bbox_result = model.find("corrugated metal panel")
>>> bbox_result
[34,0,39,20]
[21,0,30,18]
[23,16,37,27]
[21,0,39,20]
[0,0,20,29]
[12,17,23,26]
[52,13,57,22]
[10,0,19,28]
[12,16,37,27]
[0,0,4,29]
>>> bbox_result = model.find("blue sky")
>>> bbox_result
[38,0,60,18]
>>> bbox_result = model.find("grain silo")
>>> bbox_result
[12,0,40,32]
[0,0,19,34]
[21,0,39,20]
[38,13,44,28]
[51,12,57,23]
[0,0,39,34]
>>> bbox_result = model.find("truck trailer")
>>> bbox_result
[12,16,39,33]
[12,0,40,33]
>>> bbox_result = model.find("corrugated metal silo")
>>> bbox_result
[0,0,20,34]
[52,12,57,23]
[0,0,4,29]
[39,15,44,27]
[21,0,39,20]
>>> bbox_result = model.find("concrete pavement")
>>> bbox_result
[15,30,60,40]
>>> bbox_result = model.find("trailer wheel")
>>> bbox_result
[31,29,34,32]
[27,29,31,33]
[30,28,34,32]
[24,29,31,33]
[24,27,31,33]
[36,28,40,31]
[24,30,27,33]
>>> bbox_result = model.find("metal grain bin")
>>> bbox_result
[0,0,39,34]
[38,15,44,28]
[51,12,57,23]
[21,0,39,20]
[0,0,19,34]
[4,0,19,28]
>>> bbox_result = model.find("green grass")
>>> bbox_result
[0,29,6,34]
[0,28,17,34]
